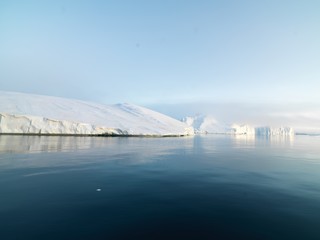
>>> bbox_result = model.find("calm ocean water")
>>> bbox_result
[0,135,320,240]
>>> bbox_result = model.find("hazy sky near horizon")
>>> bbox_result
[1,0,320,122]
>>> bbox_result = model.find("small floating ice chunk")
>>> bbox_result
[96,188,101,192]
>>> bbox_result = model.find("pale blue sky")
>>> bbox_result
[1,0,320,121]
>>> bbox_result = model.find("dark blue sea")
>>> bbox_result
[0,135,320,240]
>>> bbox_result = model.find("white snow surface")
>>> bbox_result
[183,115,294,136]
[0,91,193,136]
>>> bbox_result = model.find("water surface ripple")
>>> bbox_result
[0,135,319,240]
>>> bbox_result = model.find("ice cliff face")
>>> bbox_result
[0,91,193,136]
[0,113,124,135]
[255,126,295,136]
[183,115,294,136]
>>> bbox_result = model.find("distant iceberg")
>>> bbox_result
[182,115,294,136]
[230,124,256,135]
[182,115,229,134]
[255,126,294,136]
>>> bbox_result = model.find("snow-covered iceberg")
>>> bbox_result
[182,115,229,134]
[182,115,294,136]
[230,124,256,135]
[0,91,193,136]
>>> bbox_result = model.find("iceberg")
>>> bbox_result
[230,124,256,135]
[182,115,230,134]
[255,126,294,136]
[183,115,294,136]
[0,91,193,136]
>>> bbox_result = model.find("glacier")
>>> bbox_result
[182,115,294,136]
[0,91,194,136]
